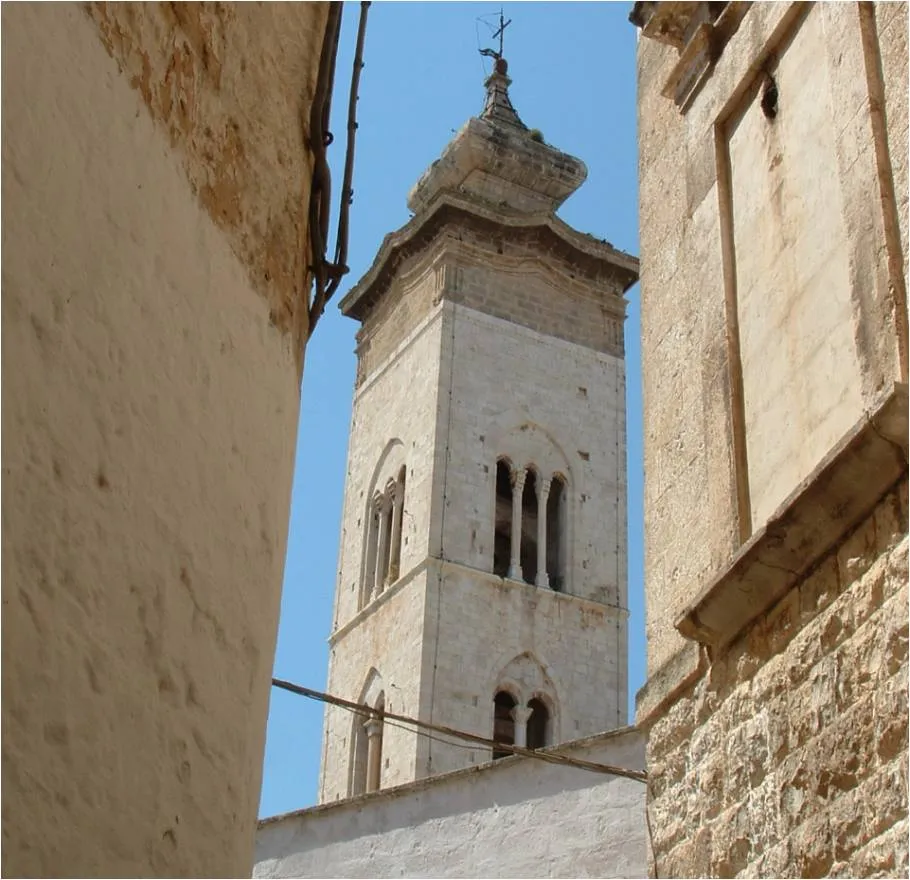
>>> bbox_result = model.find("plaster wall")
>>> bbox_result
[2,4,319,876]
[257,728,646,880]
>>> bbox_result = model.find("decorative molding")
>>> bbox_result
[676,382,908,649]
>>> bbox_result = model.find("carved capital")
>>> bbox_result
[510,705,533,726]
[511,466,527,491]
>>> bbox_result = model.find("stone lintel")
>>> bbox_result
[676,382,908,650]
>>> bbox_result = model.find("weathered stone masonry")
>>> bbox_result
[319,61,638,801]
[648,488,908,878]
[632,2,908,877]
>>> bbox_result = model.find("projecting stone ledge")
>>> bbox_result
[676,382,908,650]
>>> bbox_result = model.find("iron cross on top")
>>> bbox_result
[480,9,512,62]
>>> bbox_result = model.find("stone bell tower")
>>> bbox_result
[318,57,639,803]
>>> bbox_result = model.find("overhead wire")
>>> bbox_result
[305,1,372,341]
[272,677,647,783]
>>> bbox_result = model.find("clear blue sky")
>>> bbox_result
[259,1,642,819]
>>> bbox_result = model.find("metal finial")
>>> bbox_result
[479,8,511,65]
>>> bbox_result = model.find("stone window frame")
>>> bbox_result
[349,669,386,797]
[489,652,561,758]
[359,441,408,612]
[492,455,570,592]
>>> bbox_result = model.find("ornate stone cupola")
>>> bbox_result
[406,57,588,217]
[321,57,638,803]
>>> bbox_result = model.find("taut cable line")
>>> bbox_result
[271,677,647,783]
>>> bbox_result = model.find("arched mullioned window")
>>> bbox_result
[520,468,539,585]
[493,459,513,577]
[351,674,385,796]
[526,697,550,750]
[492,690,517,760]
[493,460,569,590]
[360,465,407,610]
[491,654,558,758]
[546,475,567,591]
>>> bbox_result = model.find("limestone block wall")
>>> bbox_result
[320,570,430,802]
[329,308,444,631]
[438,301,627,608]
[418,565,627,778]
[321,308,445,800]
[635,1,908,876]
[637,0,908,681]
[647,489,908,878]
[2,4,325,876]
[258,728,646,880]
[443,227,627,358]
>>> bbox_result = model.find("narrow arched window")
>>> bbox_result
[546,475,567,591]
[360,495,383,610]
[492,691,516,760]
[493,460,512,577]
[352,692,385,795]
[526,698,549,750]
[520,468,539,585]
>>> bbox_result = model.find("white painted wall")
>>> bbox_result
[257,728,646,880]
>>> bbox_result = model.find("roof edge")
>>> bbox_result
[339,193,640,322]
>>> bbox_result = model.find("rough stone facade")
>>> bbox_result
[259,728,646,879]
[319,64,638,802]
[2,4,327,876]
[632,2,908,876]
[648,493,908,878]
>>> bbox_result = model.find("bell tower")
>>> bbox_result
[318,57,638,802]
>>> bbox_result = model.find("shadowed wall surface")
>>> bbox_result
[1,4,327,875]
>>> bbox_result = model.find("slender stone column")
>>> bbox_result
[511,705,533,748]
[364,716,383,793]
[536,477,551,588]
[363,498,380,605]
[387,483,403,584]
[508,467,526,581]
[374,495,392,594]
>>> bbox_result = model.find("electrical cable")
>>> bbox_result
[306,1,371,341]
[272,677,647,782]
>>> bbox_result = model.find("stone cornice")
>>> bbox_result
[676,382,908,650]
[338,191,639,323]
[328,554,629,648]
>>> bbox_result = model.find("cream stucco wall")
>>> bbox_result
[2,4,323,876]
[259,728,646,879]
